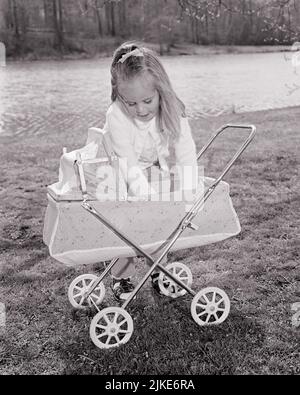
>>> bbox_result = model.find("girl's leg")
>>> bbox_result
[151,251,168,295]
[111,257,135,279]
[111,257,135,301]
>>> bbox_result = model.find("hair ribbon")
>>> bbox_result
[118,48,144,63]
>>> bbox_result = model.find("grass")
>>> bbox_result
[0,106,299,375]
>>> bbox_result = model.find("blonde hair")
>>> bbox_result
[110,41,186,140]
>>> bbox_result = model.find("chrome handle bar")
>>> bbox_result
[183,124,256,226]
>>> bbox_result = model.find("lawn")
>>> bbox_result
[0,106,299,375]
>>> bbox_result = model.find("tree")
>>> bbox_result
[6,0,28,56]
[52,0,64,51]
[11,0,20,40]
[94,0,103,37]
[117,0,127,37]
[105,0,116,36]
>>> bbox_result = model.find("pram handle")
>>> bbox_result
[79,124,256,309]
[197,124,256,184]
[182,124,256,227]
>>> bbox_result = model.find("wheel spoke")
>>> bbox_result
[203,294,210,303]
[197,310,208,317]
[196,302,207,309]
[213,312,219,321]
[216,297,225,305]
[212,291,216,303]
[97,332,108,339]
[118,328,130,334]
[198,296,208,305]
[205,313,212,323]
[179,275,189,281]
[79,295,85,305]
[113,312,119,324]
[118,318,127,327]
[167,282,175,289]
[95,324,107,330]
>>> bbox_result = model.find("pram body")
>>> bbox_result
[43,124,255,349]
[43,177,240,267]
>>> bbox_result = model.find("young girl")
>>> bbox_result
[103,42,198,301]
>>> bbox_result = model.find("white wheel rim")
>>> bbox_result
[68,274,105,309]
[158,262,193,298]
[191,287,230,326]
[90,307,133,349]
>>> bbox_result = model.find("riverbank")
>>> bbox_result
[0,105,299,374]
[6,42,293,62]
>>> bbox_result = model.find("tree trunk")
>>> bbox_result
[94,0,103,37]
[12,0,20,39]
[52,0,64,51]
[249,0,253,36]
[195,17,200,45]
[154,0,164,54]
[205,8,209,38]
[287,5,291,43]
[11,0,25,55]
[104,2,110,35]
[110,1,115,36]
[117,0,126,37]
[105,1,116,36]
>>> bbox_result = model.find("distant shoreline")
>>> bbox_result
[6,43,293,62]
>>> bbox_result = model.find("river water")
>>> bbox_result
[0,51,300,137]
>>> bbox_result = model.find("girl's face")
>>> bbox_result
[118,73,160,122]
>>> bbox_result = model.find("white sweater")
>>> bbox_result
[104,100,198,197]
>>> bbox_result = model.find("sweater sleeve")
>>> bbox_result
[105,102,155,197]
[174,116,198,195]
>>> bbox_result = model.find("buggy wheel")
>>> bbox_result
[191,287,230,326]
[68,274,105,309]
[90,307,133,349]
[158,262,193,298]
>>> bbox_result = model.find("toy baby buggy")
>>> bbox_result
[43,124,255,349]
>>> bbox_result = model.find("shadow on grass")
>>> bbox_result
[0,224,45,254]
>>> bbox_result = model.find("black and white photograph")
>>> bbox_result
[0,0,299,378]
